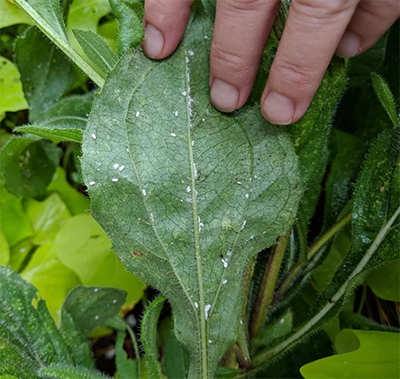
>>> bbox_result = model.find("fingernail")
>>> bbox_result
[336,31,361,58]
[262,92,294,125]
[210,79,239,112]
[143,24,164,58]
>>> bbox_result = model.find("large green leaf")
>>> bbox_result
[367,260,400,302]
[54,214,145,306]
[300,329,400,379]
[0,0,31,28]
[82,10,301,377]
[0,230,10,266]
[0,56,28,116]
[15,27,76,122]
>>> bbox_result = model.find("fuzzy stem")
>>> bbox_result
[235,322,251,370]
[125,322,141,378]
[250,231,291,339]
[308,212,352,258]
[277,212,352,298]
[14,0,105,88]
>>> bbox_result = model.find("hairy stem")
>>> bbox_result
[308,212,351,258]
[251,204,400,368]
[125,322,141,378]
[277,212,352,298]
[250,231,290,338]
[14,0,105,88]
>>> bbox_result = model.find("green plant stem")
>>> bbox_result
[250,231,291,339]
[14,0,105,88]
[277,212,352,298]
[235,322,251,370]
[308,212,351,258]
[251,204,400,369]
[125,322,141,379]
[241,256,257,321]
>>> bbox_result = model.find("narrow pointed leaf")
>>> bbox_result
[82,10,301,377]
[141,296,165,379]
[16,125,83,143]
[39,364,109,379]
[110,0,144,53]
[73,29,118,75]
[371,72,398,126]
[61,286,126,336]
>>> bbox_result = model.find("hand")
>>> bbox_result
[142,0,399,125]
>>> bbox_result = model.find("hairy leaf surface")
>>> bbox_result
[82,10,300,377]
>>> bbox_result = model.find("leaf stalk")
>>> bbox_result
[250,231,291,339]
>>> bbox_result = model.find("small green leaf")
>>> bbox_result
[141,295,165,379]
[39,364,109,379]
[0,186,33,247]
[25,193,71,245]
[0,0,32,28]
[61,285,126,336]
[54,214,145,306]
[116,330,139,379]
[73,29,118,74]
[110,0,144,53]
[215,367,239,379]
[16,124,83,143]
[300,330,400,379]
[366,262,400,302]
[15,27,76,122]
[0,56,28,115]
[0,137,62,198]
[371,72,398,126]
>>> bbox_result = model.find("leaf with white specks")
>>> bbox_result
[82,9,301,378]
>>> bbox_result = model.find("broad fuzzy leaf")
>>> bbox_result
[82,10,301,377]
[141,296,165,379]
[15,27,76,122]
[109,0,143,53]
[39,364,109,379]
[73,29,118,75]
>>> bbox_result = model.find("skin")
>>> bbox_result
[142,0,400,125]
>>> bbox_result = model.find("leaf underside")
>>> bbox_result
[82,10,301,377]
